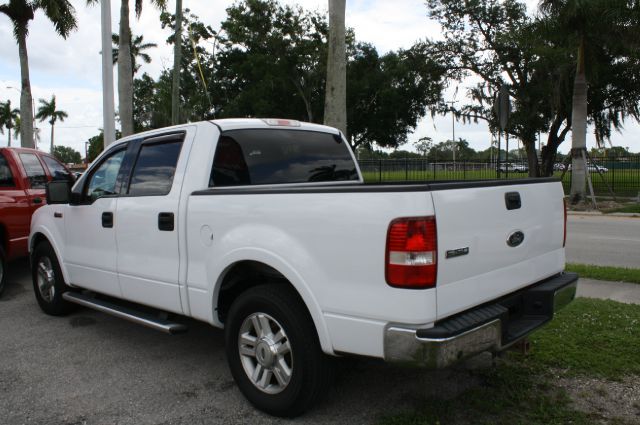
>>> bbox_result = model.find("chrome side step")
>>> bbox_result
[62,292,188,334]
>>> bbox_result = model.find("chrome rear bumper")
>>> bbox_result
[384,272,578,368]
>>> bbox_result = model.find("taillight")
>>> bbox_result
[563,198,567,247]
[385,217,437,289]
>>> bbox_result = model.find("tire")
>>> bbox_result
[0,245,6,297]
[31,241,76,316]
[225,284,333,417]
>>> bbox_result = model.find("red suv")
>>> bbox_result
[0,147,74,295]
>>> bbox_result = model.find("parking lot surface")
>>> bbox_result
[0,260,484,425]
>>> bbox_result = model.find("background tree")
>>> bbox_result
[0,100,20,147]
[35,95,68,153]
[94,0,166,137]
[324,0,347,137]
[414,136,433,157]
[539,0,640,202]
[86,129,122,163]
[0,0,77,148]
[52,145,81,164]
[112,33,157,75]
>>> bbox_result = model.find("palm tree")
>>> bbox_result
[0,100,20,147]
[111,33,158,76]
[538,0,632,203]
[35,95,68,153]
[324,0,347,138]
[0,1,77,149]
[88,0,166,137]
[13,116,41,148]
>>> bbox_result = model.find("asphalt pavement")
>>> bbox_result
[566,214,640,268]
[2,233,639,424]
[0,259,488,425]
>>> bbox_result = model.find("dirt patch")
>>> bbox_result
[554,372,640,424]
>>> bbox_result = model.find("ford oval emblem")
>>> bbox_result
[507,231,525,247]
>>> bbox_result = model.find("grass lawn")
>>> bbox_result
[566,263,640,284]
[379,298,640,425]
[603,204,640,214]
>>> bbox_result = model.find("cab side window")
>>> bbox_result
[0,153,14,187]
[42,155,73,181]
[19,153,47,189]
[86,150,126,202]
[127,139,183,196]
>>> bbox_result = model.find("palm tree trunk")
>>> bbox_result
[171,0,183,125]
[50,124,55,154]
[569,37,588,204]
[7,128,11,148]
[324,0,347,138]
[118,0,135,136]
[17,27,34,149]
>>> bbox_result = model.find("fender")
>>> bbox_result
[29,207,71,284]
[207,247,334,355]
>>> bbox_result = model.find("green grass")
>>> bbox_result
[566,263,640,284]
[379,298,640,424]
[603,204,640,214]
[525,298,640,380]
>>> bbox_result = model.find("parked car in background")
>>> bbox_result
[588,164,608,173]
[498,163,528,173]
[0,147,74,296]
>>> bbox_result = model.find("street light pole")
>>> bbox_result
[100,0,116,147]
[445,100,458,166]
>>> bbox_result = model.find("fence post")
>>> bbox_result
[405,157,409,181]
[379,159,382,182]
[463,160,467,180]
[611,157,615,193]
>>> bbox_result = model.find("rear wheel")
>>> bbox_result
[0,245,6,297]
[225,284,332,417]
[32,241,75,316]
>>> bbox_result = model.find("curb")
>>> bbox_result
[568,211,640,218]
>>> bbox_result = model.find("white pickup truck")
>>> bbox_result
[30,119,577,417]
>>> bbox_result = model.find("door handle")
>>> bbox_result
[102,212,114,228]
[33,197,43,204]
[158,212,174,231]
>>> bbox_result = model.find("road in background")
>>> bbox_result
[566,215,640,268]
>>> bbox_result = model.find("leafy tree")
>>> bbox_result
[86,129,122,163]
[414,137,433,157]
[52,145,81,164]
[1,0,77,148]
[539,0,640,202]
[0,100,20,147]
[35,95,68,153]
[426,0,640,182]
[325,0,347,136]
[111,33,157,75]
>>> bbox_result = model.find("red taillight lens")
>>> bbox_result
[386,217,437,288]
[563,198,567,247]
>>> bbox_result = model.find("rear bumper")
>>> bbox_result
[383,272,578,368]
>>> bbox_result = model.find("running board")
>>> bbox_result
[62,292,188,334]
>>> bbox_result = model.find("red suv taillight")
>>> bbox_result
[385,217,437,289]
[563,198,567,247]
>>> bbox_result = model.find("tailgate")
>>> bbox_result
[432,180,565,320]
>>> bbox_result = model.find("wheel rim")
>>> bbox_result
[238,312,293,394]
[36,257,56,303]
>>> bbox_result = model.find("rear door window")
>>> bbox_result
[0,153,14,187]
[19,153,47,189]
[127,139,183,196]
[210,129,358,187]
[41,155,73,181]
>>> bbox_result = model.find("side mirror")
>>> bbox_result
[46,181,71,204]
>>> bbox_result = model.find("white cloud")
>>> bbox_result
[1,0,639,156]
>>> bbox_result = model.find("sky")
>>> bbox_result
[1,0,639,156]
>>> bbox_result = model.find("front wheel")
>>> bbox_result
[225,284,333,417]
[31,241,76,316]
